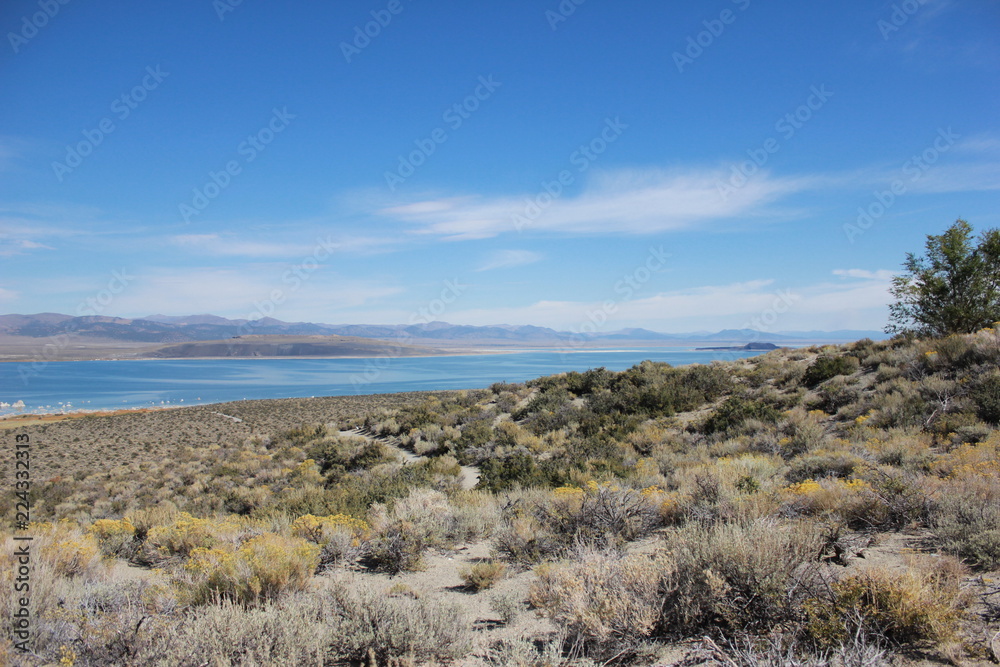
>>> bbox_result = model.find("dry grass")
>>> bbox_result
[4,329,1000,665]
[459,560,507,591]
[529,548,666,657]
[806,555,969,649]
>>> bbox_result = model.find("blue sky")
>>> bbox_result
[1,0,998,333]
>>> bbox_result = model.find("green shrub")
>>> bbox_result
[87,517,138,559]
[477,451,552,492]
[452,418,493,458]
[364,528,426,573]
[865,380,931,429]
[786,450,864,483]
[563,367,614,395]
[307,436,394,479]
[803,355,860,388]
[703,395,781,435]
[813,375,861,413]
[972,371,1000,425]
[856,466,930,529]
[513,386,573,420]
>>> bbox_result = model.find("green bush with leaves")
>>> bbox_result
[886,219,1000,336]
[803,355,860,387]
[477,451,554,492]
[703,395,781,435]
[972,371,1000,425]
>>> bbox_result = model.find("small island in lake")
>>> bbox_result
[694,341,781,351]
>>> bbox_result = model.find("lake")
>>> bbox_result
[1,347,769,415]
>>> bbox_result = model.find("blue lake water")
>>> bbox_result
[0,348,768,415]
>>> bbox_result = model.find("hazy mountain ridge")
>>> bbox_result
[0,313,887,345]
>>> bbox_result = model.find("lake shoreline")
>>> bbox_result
[0,347,772,418]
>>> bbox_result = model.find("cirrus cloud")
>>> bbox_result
[476,249,543,271]
[377,168,818,240]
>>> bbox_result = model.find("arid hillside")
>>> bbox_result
[3,328,999,666]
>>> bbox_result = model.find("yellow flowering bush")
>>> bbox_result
[87,517,136,557]
[933,439,1000,480]
[641,485,683,524]
[24,520,105,579]
[780,477,874,524]
[181,533,319,606]
[551,486,585,513]
[290,458,323,485]
[147,513,243,561]
[49,535,101,578]
[290,513,369,544]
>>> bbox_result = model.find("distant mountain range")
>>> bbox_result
[0,313,887,345]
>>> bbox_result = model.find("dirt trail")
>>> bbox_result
[340,428,481,491]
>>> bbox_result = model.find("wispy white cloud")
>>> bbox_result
[0,202,106,256]
[377,168,816,240]
[0,238,55,257]
[905,162,1000,193]
[840,139,1000,195]
[441,271,894,332]
[956,133,1000,154]
[477,249,543,272]
[109,267,403,321]
[832,268,895,280]
[170,234,320,259]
